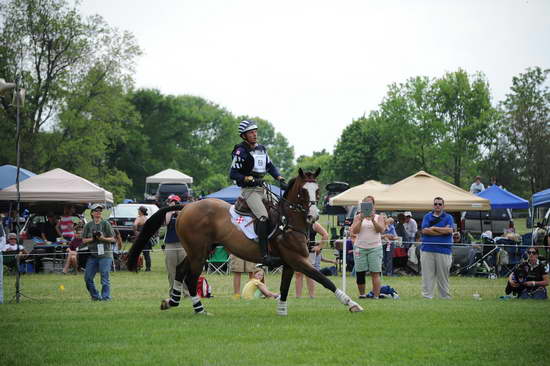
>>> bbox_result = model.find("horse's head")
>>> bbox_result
[285,167,321,224]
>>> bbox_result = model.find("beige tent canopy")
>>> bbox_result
[0,168,113,203]
[372,171,490,211]
[145,169,193,184]
[329,180,390,206]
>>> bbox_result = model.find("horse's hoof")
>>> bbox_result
[349,304,364,313]
[160,299,171,310]
[195,311,213,316]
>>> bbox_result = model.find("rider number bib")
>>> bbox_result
[251,150,267,174]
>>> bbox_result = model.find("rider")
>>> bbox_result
[230,119,286,267]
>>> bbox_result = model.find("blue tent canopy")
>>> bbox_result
[532,188,550,208]
[476,185,529,209]
[0,164,36,190]
[206,184,283,204]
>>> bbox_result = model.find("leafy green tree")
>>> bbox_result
[331,114,382,186]
[0,0,141,172]
[375,76,442,182]
[431,69,497,186]
[500,67,550,194]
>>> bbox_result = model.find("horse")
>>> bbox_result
[127,168,363,315]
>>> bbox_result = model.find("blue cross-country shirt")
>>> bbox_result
[420,211,454,255]
[229,142,280,187]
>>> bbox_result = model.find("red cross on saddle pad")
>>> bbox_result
[235,216,245,224]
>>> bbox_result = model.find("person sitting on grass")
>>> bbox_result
[241,269,279,300]
[505,247,548,300]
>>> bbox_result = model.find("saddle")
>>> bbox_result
[234,197,280,239]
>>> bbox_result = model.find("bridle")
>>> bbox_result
[264,175,318,238]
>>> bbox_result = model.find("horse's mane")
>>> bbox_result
[283,177,297,199]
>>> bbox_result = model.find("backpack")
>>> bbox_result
[197,276,212,298]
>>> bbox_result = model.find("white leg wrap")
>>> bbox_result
[276,299,288,316]
[335,289,351,306]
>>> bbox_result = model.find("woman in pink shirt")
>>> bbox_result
[350,195,386,299]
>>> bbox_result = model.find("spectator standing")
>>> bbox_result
[403,212,418,248]
[163,195,188,298]
[56,205,77,241]
[133,206,152,272]
[82,204,116,301]
[469,176,485,194]
[506,247,548,300]
[295,222,329,298]
[41,213,58,243]
[0,223,5,304]
[350,195,386,299]
[382,217,398,276]
[231,255,256,299]
[420,197,455,299]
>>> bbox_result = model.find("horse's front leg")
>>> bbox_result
[293,262,363,313]
[277,265,294,316]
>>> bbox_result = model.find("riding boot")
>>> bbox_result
[257,219,281,267]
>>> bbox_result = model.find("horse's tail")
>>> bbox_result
[126,204,184,272]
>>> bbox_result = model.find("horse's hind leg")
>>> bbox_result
[276,265,294,316]
[184,259,208,314]
[161,257,190,310]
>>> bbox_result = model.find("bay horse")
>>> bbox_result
[127,168,363,315]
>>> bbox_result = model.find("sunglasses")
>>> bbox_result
[527,251,537,255]
[433,202,443,206]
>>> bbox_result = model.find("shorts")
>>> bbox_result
[354,246,383,273]
[308,252,321,270]
[230,254,257,273]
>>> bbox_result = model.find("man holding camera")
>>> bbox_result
[82,203,116,301]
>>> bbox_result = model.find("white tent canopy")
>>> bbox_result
[145,169,193,184]
[329,180,390,206]
[0,168,113,203]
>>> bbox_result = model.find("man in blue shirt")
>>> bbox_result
[420,197,454,299]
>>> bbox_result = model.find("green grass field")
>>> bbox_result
[2,251,549,366]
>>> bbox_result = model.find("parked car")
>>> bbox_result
[156,183,191,206]
[463,208,513,236]
[108,203,159,239]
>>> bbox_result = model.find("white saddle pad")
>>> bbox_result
[229,206,257,240]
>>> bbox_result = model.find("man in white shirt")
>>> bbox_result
[403,212,418,247]
[469,176,485,194]
[0,224,5,304]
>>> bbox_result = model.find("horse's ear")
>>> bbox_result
[298,168,305,178]
[314,167,321,178]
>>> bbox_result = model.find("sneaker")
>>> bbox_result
[358,294,367,299]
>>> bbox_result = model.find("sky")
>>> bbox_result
[79,0,550,158]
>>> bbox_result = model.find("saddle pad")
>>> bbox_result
[229,206,257,240]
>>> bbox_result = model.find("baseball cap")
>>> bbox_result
[90,203,104,211]
[404,211,412,217]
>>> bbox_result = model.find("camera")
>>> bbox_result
[93,231,102,240]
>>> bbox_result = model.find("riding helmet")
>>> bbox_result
[238,120,258,135]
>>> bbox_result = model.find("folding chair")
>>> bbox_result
[206,245,230,275]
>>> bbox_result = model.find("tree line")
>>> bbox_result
[1,0,549,203]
